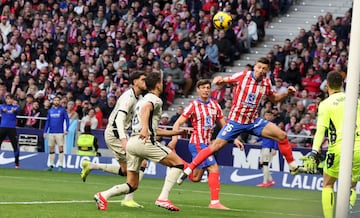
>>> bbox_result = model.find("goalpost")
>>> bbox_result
[335,1,360,217]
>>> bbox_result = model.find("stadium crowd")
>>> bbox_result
[0,0,352,148]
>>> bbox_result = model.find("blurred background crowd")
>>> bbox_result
[0,0,352,148]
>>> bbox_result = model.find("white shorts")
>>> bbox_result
[48,133,65,147]
[104,128,127,163]
[126,136,172,172]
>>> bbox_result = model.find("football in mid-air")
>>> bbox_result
[212,11,232,30]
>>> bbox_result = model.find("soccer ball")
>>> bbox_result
[212,11,232,31]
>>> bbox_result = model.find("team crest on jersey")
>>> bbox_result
[247,93,256,103]
[208,156,213,161]
[205,116,212,127]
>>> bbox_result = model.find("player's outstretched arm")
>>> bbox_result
[212,76,231,86]
[268,86,296,103]
[168,115,187,150]
[156,128,186,137]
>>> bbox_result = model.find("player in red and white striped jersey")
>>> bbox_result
[178,57,305,185]
[169,79,229,210]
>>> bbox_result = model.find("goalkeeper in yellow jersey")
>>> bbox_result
[302,71,360,218]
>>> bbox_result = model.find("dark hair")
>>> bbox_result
[129,71,147,85]
[145,72,161,91]
[84,125,91,133]
[6,94,15,99]
[256,57,270,66]
[264,109,273,115]
[326,71,343,90]
[196,79,211,88]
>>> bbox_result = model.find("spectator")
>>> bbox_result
[301,67,322,99]
[169,106,184,126]
[287,123,309,148]
[272,78,288,95]
[159,113,170,127]
[25,101,41,129]
[66,101,79,121]
[216,30,233,67]
[94,105,104,129]
[80,108,98,132]
[234,18,248,55]
[205,35,219,71]
[285,115,298,132]
[164,75,175,109]
[245,13,258,53]
[300,112,316,133]
[164,58,184,94]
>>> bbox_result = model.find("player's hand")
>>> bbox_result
[213,76,223,86]
[287,86,296,96]
[43,133,46,138]
[121,138,127,150]
[300,151,321,174]
[64,131,68,135]
[139,129,149,142]
[234,138,244,151]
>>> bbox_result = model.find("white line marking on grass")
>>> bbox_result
[0,175,320,202]
[0,199,321,217]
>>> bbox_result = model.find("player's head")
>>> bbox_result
[130,71,147,91]
[5,94,15,104]
[145,72,162,93]
[253,57,270,81]
[196,79,211,100]
[326,71,343,91]
[52,96,61,107]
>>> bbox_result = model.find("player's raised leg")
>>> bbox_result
[260,122,304,173]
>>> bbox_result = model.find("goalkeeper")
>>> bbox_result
[303,71,360,218]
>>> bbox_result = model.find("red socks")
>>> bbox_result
[278,138,294,163]
[189,147,213,170]
[208,172,220,201]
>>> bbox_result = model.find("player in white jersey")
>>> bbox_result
[94,72,186,211]
[81,71,148,208]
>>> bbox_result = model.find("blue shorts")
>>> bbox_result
[188,143,217,169]
[217,118,270,142]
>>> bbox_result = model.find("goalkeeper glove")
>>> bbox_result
[301,150,321,174]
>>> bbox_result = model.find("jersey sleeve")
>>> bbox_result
[226,70,245,83]
[117,92,133,114]
[312,102,329,151]
[182,101,194,119]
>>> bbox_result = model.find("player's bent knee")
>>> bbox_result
[119,168,127,176]
[277,132,287,141]
[141,160,148,168]
[126,183,137,193]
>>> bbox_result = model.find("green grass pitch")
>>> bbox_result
[0,168,325,218]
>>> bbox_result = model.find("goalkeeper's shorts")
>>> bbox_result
[324,150,360,182]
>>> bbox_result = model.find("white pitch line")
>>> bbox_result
[0,199,322,217]
[0,175,320,202]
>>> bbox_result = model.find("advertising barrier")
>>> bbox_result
[1,150,359,193]
[4,128,357,193]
